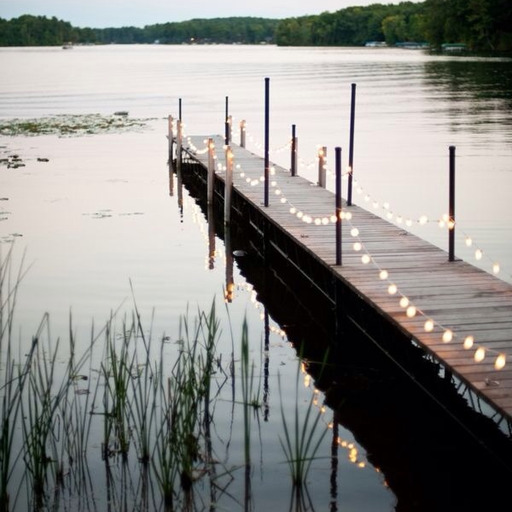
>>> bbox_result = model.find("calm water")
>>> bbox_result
[1,44,512,511]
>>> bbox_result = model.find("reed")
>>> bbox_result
[278,360,328,489]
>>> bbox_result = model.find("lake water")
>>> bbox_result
[1,44,512,511]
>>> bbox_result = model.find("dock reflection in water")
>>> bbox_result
[176,159,512,512]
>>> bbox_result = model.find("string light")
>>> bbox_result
[184,136,511,373]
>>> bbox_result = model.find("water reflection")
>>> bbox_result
[177,159,512,512]
[423,59,512,137]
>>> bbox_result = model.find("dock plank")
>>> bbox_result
[180,135,512,423]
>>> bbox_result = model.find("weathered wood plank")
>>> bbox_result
[180,135,512,424]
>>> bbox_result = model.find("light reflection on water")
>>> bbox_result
[1,44,512,510]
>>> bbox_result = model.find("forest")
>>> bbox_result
[0,0,511,52]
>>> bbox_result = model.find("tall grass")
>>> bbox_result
[1,245,333,510]
[278,359,328,490]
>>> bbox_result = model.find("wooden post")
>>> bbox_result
[207,137,215,205]
[264,77,270,207]
[347,83,356,206]
[225,96,230,145]
[179,98,182,121]
[318,146,327,188]
[176,119,182,175]
[449,145,456,262]
[291,124,297,177]
[335,147,343,266]
[240,120,246,148]
[225,146,233,225]
[168,115,174,161]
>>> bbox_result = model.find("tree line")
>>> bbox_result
[0,15,278,46]
[1,1,511,52]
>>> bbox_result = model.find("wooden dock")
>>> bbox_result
[177,134,512,429]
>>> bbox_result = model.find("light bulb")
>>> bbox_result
[424,319,434,332]
[442,330,453,343]
[474,347,485,362]
[463,336,474,349]
[388,284,397,295]
[399,297,409,308]
[379,270,388,280]
[475,249,483,260]
[361,254,371,264]
[351,228,359,237]
[406,306,417,318]
[495,354,506,370]
[353,242,362,252]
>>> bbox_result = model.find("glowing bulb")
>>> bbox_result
[475,249,483,260]
[405,219,413,227]
[350,228,359,237]
[424,319,434,332]
[399,297,409,308]
[315,218,321,226]
[388,284,397,295]
[465,237,473,247]
[345,212,353,220]
[463,336,474,349]
[353,242,362,252]
[322,217,329,225]
[330,215,337,223]
[495,354,506,370]
[419,215,428,225]
[383,202,390,210]
[379,270,389,280]
[396,216,403,224]
[297,211,303,219]
[442,330,453,343]
[280,197,287,203]
[406,306,417,318]
[474,347,485,362]
[361,254,371,264]
[493,263,500,274]
[290,207,297,214]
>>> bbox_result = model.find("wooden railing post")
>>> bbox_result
[264,77,270,207]
[240,120,246,148]
[167,115,174,161]
[225,146,233,225]
[335,147,343,266]
[291,124,298,177]
[347,83,356,206]
[449,145,456,262]
[176,119,182,175]
[318,146,327,188]
[207,138,215,205]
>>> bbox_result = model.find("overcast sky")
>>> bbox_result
[0,0,421,28]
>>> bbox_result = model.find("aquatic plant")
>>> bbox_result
[278,359,328,489]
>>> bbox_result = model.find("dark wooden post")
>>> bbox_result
[318,146,327,188]
[347,83,356,206]
[225,96,230,145]
[240,120,246,148]
[264,77,270,207]
[291,124,297,176]
[225,146,233,225]
[449,145,456,262]
[335,147,343,266]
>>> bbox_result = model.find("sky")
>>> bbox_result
[0,0,420,28]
